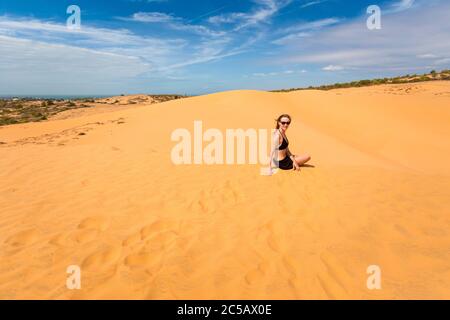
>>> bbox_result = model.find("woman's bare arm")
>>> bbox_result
[286,147,301,170]
[269,131,281,168]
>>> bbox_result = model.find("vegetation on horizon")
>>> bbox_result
[0,98,96,126]
[151,94,188,103]
[271,70,450,92]
[0,94,189,126]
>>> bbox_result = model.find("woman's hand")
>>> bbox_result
[291,155,300,171]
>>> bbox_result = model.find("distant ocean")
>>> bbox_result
[0,95,113,100]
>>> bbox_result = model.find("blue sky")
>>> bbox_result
[0,0,449,96]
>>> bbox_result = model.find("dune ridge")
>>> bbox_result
[0,81,449,299]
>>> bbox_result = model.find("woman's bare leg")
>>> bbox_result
[294,154,311,167]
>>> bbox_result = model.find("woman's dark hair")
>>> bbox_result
[275,114,292,129]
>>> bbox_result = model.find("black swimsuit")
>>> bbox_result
[277,131,294,170]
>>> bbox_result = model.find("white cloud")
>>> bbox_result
[121,12,226,37]
[282,18,341,33]
[0,35,148,95]
[294,50,376,64]
[433,58,450,65]
[0,15,250,95]
[300,1,328,9]
[272,32,310,45]
[387,0,415,13]
[208,13,246,24]
[130,12,174,23]
[272,18,340,45]
[273,1,450,72]
[250,69,299,77]
[0,15,184,49]
[322,65,344,71]
[208,0,291,31]
[417,53,438,59]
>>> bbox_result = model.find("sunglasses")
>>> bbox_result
[280,121,291,125]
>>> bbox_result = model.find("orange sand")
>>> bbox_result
[0,81,449,299]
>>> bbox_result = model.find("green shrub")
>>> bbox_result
[0,117,19,125]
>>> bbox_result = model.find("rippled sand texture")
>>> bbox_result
[0,82,449,299]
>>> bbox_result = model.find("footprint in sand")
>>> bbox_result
[187,189,217,214]
[143,231,177,251]
[49,218,106,246]
[187,197,213,214]
[122,220,178,250]
[245,262,269,285]
[5,228,40,247]
[71,229,99,244]
[48,216,109,247]
[49,233,71,246]
[123,252,162,270]
[78,216,110,232]
[282,255,297,281]
[223,180,240,204]
[110,118,126,125]
[267,234,280,253]
[394,224,411,237]
[122,232,142,247]
[260,220,282,253]
[140,220,176,240]
[82,246,122,271]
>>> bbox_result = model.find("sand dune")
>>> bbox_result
[48,94,157,121]
[0,81,449,299]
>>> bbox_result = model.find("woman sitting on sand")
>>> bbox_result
[270,114,311,171]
